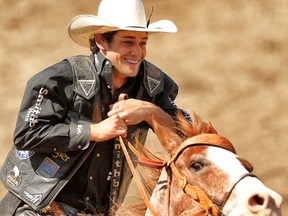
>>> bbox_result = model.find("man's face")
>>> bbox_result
[100,31,148,79]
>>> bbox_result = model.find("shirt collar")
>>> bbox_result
[94,51,142,92]
[94,52,113,88]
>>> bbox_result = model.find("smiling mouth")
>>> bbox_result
[125,59,139,64]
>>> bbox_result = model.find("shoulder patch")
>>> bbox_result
[147,76,161,94]
[78,80,96,97]
[67,55,100,100]
[16,150,35,159]
[144,60,164,97]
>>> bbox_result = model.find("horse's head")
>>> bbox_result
[147,112,282,216]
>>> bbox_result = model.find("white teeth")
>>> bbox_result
[126,59,138,64]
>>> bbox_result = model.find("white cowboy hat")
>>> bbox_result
[68,0,177,47]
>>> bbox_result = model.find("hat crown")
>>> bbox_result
[98,0,147,28]
[68,0,177,48]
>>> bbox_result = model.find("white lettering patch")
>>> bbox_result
[15,149,35,159]
[23,191,42,204]
[29,87,48,127]
[7,166,21,187]
[76,125,83,134]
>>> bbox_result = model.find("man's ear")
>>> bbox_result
[95,34,106,51]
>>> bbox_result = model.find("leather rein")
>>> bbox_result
[118,136,257,216]
[115,94,256,215]
[166,142,257,216]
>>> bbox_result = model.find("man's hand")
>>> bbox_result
[108,99,175,128]
[108,99,151,125]
[90,114,127,142]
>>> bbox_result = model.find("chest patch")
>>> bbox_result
[78,80,95,97]
[147,76,161,94]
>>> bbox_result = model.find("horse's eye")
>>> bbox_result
[191,162,204,172]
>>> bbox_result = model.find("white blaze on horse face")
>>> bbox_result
[222,177,283,216]
[206,147,248,182]
[207,147,282,216]
[146,169,169,216]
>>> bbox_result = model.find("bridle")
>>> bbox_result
[167,140,257,216]
[118,133,257,216]
[115,94,256,215]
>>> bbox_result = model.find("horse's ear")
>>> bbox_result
[151,116,182,154]
[237,156,254,172]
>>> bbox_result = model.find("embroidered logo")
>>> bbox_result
[25,108,34,122]
[52,152,71,162]
[111,142,122,202]
[147,76,160,94]
[23,191,42,204]
[7,166,21,187]
[36,157,59,178]
[29,87,48,127]
[15,149,35,159]
[76,124,83,134]
[78,80,95,96]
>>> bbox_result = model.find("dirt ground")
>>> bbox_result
[0,0,287,213]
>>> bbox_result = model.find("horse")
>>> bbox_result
[118,112,283,216]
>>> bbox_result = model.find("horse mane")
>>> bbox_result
[175,111,218,139]
[117,111,254,215]
[117,111,218,215]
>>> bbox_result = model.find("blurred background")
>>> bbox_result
[0,0,287,212]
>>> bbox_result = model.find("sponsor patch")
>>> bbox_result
[76,124,83,135]
[52,152,71,162]
[79,80,95,96]
[24,108,34,122]
[147,76,160,94]
[23,190,42,204]
[36,157,59,178]
[29,87,48,128]
[7,166,21,187]
[15,149,35,159]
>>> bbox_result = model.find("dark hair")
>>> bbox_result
[89,31,118,53]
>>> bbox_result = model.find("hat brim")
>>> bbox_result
[68,15,177,47]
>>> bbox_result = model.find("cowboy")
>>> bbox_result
[0,0,191,215]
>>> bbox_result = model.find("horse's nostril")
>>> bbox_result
[249,194,265,207]
[253,195,265,205]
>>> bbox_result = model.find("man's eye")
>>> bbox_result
[123,41,133,45]
[140,42,147,47]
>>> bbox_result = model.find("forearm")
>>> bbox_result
[14,119,91,153]
[140,101,176,129]
[108,99,177,129]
